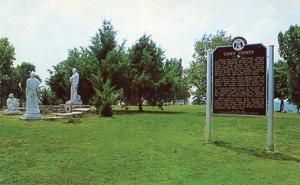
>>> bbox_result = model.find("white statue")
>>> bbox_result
[23,71,41,119]
[5,93,20,114]
[66,68,82,105]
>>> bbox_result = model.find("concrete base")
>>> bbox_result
[56,112,83,118]
[73,108,90,113]
[19,116,67,121]
[20,116,42,120]
[21,113,42,120]
[42,116,64,120]
[4,110,22,115]
[66,100,82,105]
[62,104,90,113]
[18,107,25,111]
[64,104,73,113]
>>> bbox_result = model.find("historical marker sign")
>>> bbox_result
[212,42,267,115]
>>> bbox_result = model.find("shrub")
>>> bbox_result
[94,80,118,117]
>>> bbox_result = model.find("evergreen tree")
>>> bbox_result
[126,35,165,111]
[163,58,190,104]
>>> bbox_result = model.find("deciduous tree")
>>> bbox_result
[14,62,36,102]
[278,25,300,112]
[274,60,288,112]
[0,37,16,107]
[126,35,165,111]
[187,31,232,104]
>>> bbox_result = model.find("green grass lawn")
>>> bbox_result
[0,105,299,185]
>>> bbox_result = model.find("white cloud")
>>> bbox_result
[0,0,299,81]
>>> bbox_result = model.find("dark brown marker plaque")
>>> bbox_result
[212,44,266,115]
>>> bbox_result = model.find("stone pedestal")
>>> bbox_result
[61,104,90,113]
[4,110,21,115]
[64,104,73,113]
[22,113,41,120]
[66,99,82,105]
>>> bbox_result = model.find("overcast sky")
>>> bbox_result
[1,0,299,81]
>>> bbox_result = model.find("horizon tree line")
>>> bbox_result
[0,21,299,114]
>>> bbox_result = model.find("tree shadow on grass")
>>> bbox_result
[213,140,300,163]
[114,110,185,115]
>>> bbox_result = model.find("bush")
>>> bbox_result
[38,87,61,105]
[92,80,118,117]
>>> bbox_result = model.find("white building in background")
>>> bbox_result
[274,98,298,113]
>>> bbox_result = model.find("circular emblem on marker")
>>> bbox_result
[232,37,247,51]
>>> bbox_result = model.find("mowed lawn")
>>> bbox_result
[0,105,299,185]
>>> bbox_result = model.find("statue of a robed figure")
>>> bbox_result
[23,72,41,119]
[66,68,82,105]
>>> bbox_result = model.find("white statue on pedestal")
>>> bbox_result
[5,93,20,114]
[23,71,41,119]
[66,68,82,105]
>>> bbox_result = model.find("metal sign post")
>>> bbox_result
[205,49,212,143]
[267,45,275,151]
[205,37,275,151]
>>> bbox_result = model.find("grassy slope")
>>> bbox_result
[0,105,299,185]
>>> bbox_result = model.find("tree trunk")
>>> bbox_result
[280,99,284,112]
[138,98,143,112]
